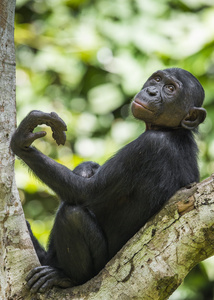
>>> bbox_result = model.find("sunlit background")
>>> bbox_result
[15,0,214,298]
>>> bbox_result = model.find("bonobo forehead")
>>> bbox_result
[152,69,182,85]
[160,68,205,107]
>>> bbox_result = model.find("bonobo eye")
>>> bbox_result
[154,76,161,82]
[165,84,175,93]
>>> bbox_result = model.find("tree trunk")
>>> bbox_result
[1,1,214,300]
[0,0,40,299]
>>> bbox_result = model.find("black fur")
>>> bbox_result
[10,68,206,293]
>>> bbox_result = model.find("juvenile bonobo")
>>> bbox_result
[10,68,206,293]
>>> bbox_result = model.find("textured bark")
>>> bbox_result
[0,1,40,299]
[1,1,214,300]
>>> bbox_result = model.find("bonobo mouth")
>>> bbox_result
[133,99,154,112]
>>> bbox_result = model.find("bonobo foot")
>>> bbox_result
[26,266,75,293]
[11,110,67,153]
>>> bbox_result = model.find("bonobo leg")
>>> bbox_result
[26,205,108,293]
[26,221,47,265]
[53,205,108,281]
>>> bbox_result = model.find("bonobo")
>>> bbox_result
[10,68,206,293]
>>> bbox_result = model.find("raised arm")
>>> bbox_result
[10,111,83,198]
[11,111,132,203]
[10,110,133,204]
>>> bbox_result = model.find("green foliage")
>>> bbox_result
[15,0,214,298]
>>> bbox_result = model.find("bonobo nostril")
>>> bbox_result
[147,87,158,96]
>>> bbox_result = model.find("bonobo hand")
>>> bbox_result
[11,110,67,153]
[26,266,74,293]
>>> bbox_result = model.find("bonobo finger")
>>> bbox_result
[31,131,47,140]
[38,274,74,293]
[26,266,52,282]
[52,130,66,146]
[29,278,47,294]
[45,112,67,145]
[38,279,55,293]
[49,112,67,131]
[29,272,56,293]
[20,131,47,148]
[38,277,72,293]
[26,267,57,293]
[34,131,47,137]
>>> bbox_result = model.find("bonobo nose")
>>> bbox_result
[146,87,158,96]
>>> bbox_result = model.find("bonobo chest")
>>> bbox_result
[94,129,199,233]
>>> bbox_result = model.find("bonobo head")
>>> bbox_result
[131,68,206,130]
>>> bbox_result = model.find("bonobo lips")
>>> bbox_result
[133,98,153,112]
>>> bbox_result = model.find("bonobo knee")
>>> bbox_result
[57,205,88,227]
[67,206,86,224]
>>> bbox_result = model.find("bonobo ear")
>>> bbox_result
[181,107,207,130]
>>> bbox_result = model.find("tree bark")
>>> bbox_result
[1,1,214,300]
[0,1,40,299]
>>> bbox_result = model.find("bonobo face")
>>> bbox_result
[131,68,206,130]
[131,69,189,128]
